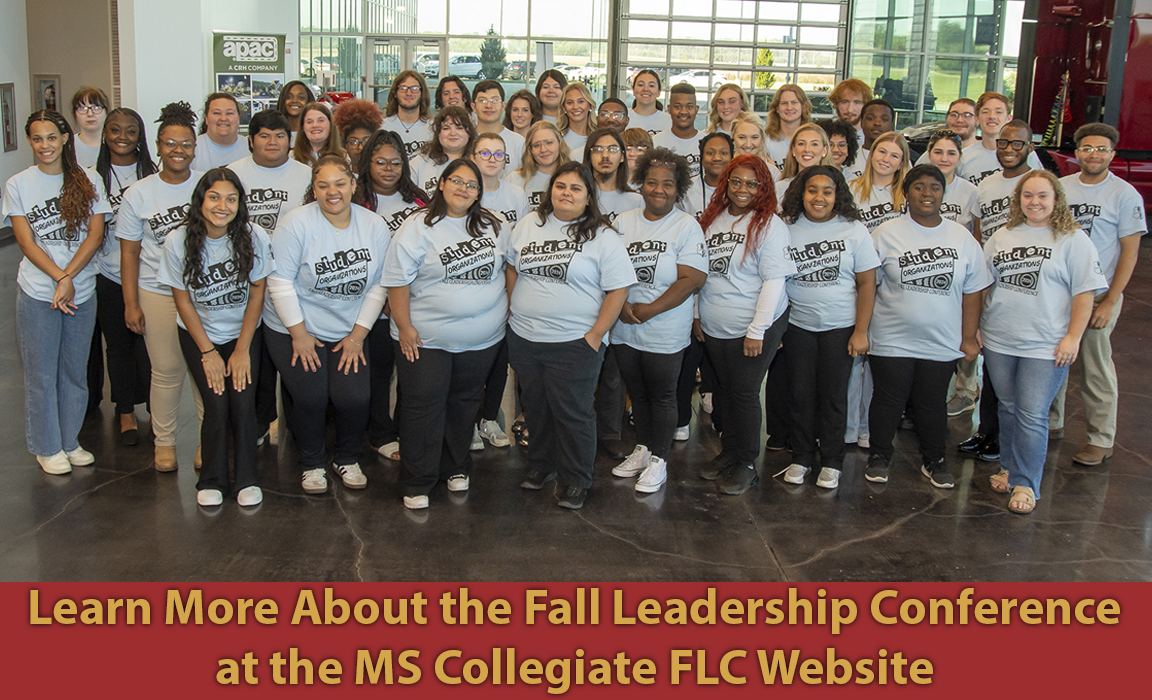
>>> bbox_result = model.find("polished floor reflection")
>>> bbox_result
[0,238,1150,582]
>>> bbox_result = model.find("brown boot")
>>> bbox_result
[154,445,178,472]
[1072,444,1113,466]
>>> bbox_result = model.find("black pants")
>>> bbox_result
[263,327,370,470]
[785,324,854,469]
[702,308,789,466]
[480,338,509,422]
[86,316,103,413]
[178,327,261,493]
[594,346,626,441]
[978,356,1000,440]
[396,342,500,496]
[614,344,684,459]
[868,355,954,463]
[764,344,791,441]
[95,274,151,415]
[675,334,704,427]
[368,321,400,447]
[507,330,605,489]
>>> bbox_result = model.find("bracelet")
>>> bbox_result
[55,272,70,283]
[201,347,218,356]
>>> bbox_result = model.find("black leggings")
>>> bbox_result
[368,321,401,447]
[178,328,261,493]
[868,355,955,463]
[479,337,509,422]
[95,274,151,415]
[263,327,370,470]
[784,324,854,469]
[614,344,684,459]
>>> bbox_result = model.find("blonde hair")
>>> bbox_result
[780,123,834,179]
[850,131,910,212]
[765,85,813,140]
[706,84,749,133]
[557,83,598,135]
[731,113,769,160]
[517,121,571,179]
[1005,170,1080,238]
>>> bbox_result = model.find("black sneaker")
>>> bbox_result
[864,454,889,483]
[557,485,588,509]
[700,453,735,480]
[718,464,759,495]
[958,433,986,453]
[975,439,1000,462]
[765,435,789,451]
[521,469,556,490]
[921,459,955,489]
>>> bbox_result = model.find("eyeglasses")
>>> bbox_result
[476,149,506,160]
[947,110,975,120]
[161,140,195,150]
[728,176,760,190]
[597,110,625,119]
[995,139,1029,151]
[590,145,621,154]
[346,138,367,147]
[373,158,404,168]
[625,145,648,153]
[76,105,105,115]
[396,85,421,94]
[1075,145,1114,155]
[474,98,503,106]
[446,176,480,193]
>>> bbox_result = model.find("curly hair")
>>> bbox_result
[557,83,598,135]
[156,101,197,136]
[850,131,910,212]
[333,99,383,140]
[1005,170,1080,238]
[535,161,608,244]
[25,110,97,242]
[503,90,542,132]
[816,119,859,169]
[292,103,346,168]
[583,128,630,193]
[780,123,834,179]
[435,76,473,112]
[518,121,571,179]
[706,84,749,133]
[303,155,357,205]
[779,165,860,224]
[385,70,431,120]
[96,108,157,199]
[181,168,256,291]
[422,106,478,165]
[422,159,502,238]
[698,155,779,263]
[197,93,240,135]
[353,130,428,212]
[765,84,813,140]
[631,147,693,204]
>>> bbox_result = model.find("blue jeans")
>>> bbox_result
[17,291,97,456]
[983,348,1069,498]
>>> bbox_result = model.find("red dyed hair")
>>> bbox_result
[697,155,778,263]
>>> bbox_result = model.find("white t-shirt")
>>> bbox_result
[597,188,644,224]
[74,139,99,169]
[869,215,993,361]
[785,214,880,332]
[564,130,588,162]
[264,202,390,342]
[976,170,1025,243]
[1060,172,1148,284]
[982,224,1109,359]
[94,163,141,282]
[957,142,1044,185]
[698,210,796,339]
[611,208,708,353]
[852,182,901,233]
[652,129,703,178]
[841,160,865,184]
[482,180,530,226]
[505,169,553,211]
[507,214,637,343]
[227,156,311,234]
[677,177,716,221]
[765,136,790,172]
[381,212,508,352]
[159,224,275,343]
[2,165,112,303]
[191,134,250,172]
[941,176,979,233]
[628,109,672,135]
[116,171,202,294]
[372,191,426,234]
[409,154,452,195]
[382,114,433,159]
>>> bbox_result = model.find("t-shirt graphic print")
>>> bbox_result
[517,239,583,283]
[898,245,958,295]
[440,237,497,282]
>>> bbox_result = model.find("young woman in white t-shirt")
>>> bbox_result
[849,131,910,233]
[558,83,597,162]
[503,90,542,139]
[2,110,110,474]
[705,84,750,135]
[409,106,477,195]
[534,70,567,124]
[507,121,571,211]
[291,103,347,169]
[70,86,108,168]
[628,70,672,134]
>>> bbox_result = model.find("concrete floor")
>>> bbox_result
[0,237,1150,582]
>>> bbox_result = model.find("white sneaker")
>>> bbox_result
[197,489,223,506]
[673,425,690,441]
[237,486,263,506]
[470,426,484,451]
[612,444,651,477]
[701,393,713,414]
[780,463,810,484]
[477,419,511,447]
[376,441,401,460]
[65,447,95,466]
[635,456,667,493]
[403,494,429,510]
[447,474,470,492]
[857,433,870,449]
[302,468,328,494]
[816,467,841,489]
[333,462,367,489]
[37,452,71,475]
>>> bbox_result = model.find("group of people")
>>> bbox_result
[2,71,1142,517]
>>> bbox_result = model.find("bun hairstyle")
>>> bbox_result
[156,101,197,136]
[25,110,97,241]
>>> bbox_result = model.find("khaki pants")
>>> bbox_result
[138,289,204,446]
[954,356,980,400]
[1048,293,1122,447]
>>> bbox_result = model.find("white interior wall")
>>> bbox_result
[0,0,31,187]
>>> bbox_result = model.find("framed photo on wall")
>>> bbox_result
[33,74,60,112]
[1,83,16,153]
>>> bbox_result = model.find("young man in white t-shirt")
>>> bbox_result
[1048,123,1147,465]
[915,98,979,166]
[958,92,1043,185]
[471,80,525,171]
[974,120,1034,244]
[829,78,872,148]
[381,70,433,158]
[652,83,703,178]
